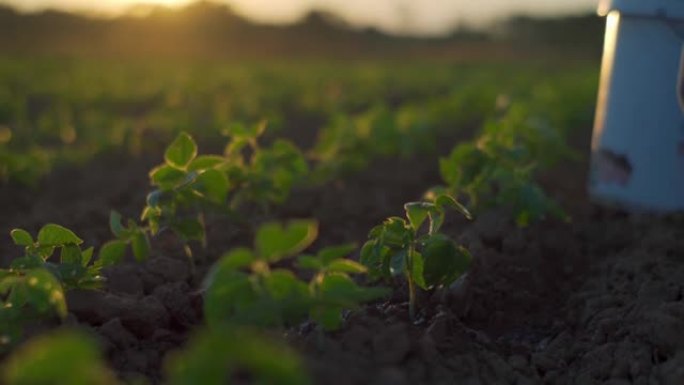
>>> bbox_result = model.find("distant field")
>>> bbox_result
[0,57,598,185]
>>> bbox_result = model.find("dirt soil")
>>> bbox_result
[2,126,684,385]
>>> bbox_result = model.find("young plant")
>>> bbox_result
[9,224,105,290]
[436,101,574,226]
[2,224,117,351]
[0,268,66,353]
[1,330,120,385]
[166,326,310,385]
[296,243,388,331]
[360,195,472,320]
[203,220,385,331]
[130,126,308,261]
[221,121,308,210]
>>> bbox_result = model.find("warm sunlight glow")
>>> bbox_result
[140,0,189,6]
[592,10,620,149]
[128,0,191,7]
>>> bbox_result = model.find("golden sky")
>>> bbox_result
[5,0,598,35]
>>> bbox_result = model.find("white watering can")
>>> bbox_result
[590,0,684,211]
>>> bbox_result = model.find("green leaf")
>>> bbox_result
[203,270,256,328]
[435,195,472,220]
[188,155,225,171]
[109,211,125,238]
[10,255,43,270]
[265,270,309,299]
[10,229,33,246]
[131,231,151,262]
[81,247,94,267]
[56,263,87,288]
[23,269,67,318]
[195,169,229,203]
[255,220,318,262]
[296,255,323,270]
[165,326,310,385]
[165,132,197,169]
[311,306,344,331]
[411,251,427,290]
[264,270,310,323]
[389,250,407,277]
[326,259,367,274]
[380,217,411,248]
[98,240,127,267]
[428,211,446,235]
[173,218,205,243]
[318,273,385,305]
[318,243,356,265]
[404,202,434,232]
[421,234,471,288]
[60,244,82,265]
[218,248,255,270]
[359,240,390,280]
[37,224,82,247]
[1,331,118,385]
[150,165,187,190]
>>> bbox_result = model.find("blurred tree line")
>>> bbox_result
[0,1,603,60]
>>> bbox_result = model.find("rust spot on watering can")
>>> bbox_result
[594,148,633,186]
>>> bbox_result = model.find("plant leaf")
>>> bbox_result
[411,251,427,290]
[173,218,205,243]
[165,326,310,385]
[326,259,367,274]
[130,231,150,262]
[435,194,472,220]
[421,234,471,288]
[109,211,125,238]
[37,224,82,247]
[255,220,318,262]
[81,247,94,267]
[60,244,82,265]
[188,155,225,171]
[150,165,187,190]
[296,255,322,270]
[165,132,197,169]
[389,250,407,277]
[219,248,255,270]
[404,202,433,232]
[318,243,356,265]
[195,169,229,203]
[10,229,33,246]
[23,269,67,318]
[1,331,117,385]
[98,240,127,267]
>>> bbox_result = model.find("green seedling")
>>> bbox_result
[166,326,310,385]
[203,220,385,331]
[296,243,388,331]
[1,330,120,385]
[361,195,472,320]
[105,210,152,263]
[144,131,229,246]
[222,121,308,210]
[438,103,569,226]
[134,127,308,260]
[9,224,106,290]
[2,224,114,351]
[0,268,66,352]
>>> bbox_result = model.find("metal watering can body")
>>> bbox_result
[590,0,684,211]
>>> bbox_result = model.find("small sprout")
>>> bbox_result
[203,220,385,331]
[361,195,472,320]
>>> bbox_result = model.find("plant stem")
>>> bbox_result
[407,272,416,321]
[407,245,417,321]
